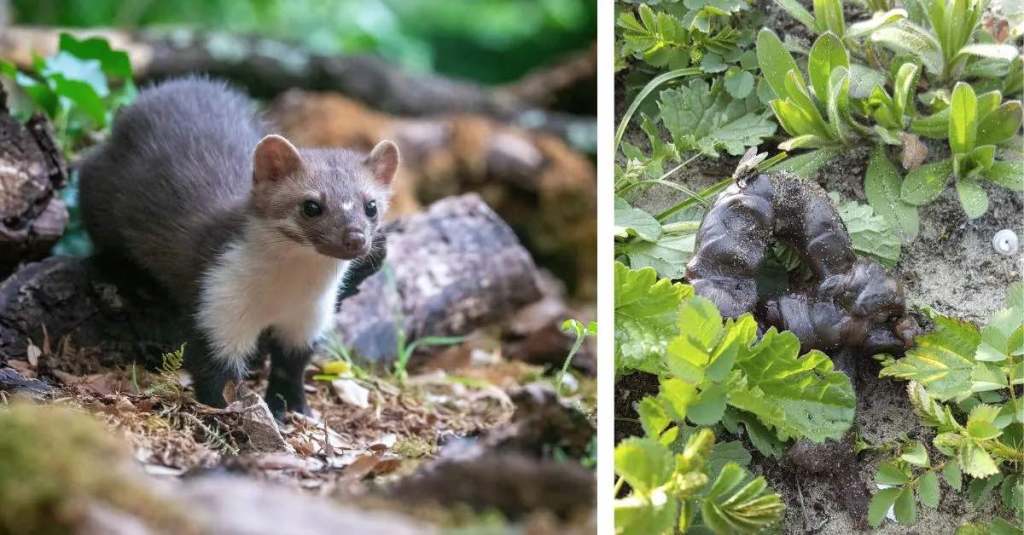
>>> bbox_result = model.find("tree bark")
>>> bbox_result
[269,91,596,297]
[0,85,68,276]
[0,195,541,369]
[0,26,594,145]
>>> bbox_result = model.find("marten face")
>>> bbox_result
[249,135,398,260]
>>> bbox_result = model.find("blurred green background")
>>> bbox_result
[12,0,596,84]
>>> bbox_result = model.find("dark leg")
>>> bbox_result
[183,332,241,408]
[264,334,313,419]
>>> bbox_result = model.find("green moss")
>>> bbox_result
[0,403,192,535]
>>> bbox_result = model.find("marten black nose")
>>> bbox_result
[343,230,366,252]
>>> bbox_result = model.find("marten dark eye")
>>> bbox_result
[364,200,377,218]
[301,200,322,218]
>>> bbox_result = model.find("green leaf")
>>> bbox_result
[807,32,849,105]
[615,492,678,535]
[659,79,776,157]
[615,197,662,241]
[701,463,785,534]
[966,404,1003,440]
[868,487,901,527]
[877,460,910,485]
[616,67,702,152]
[955,177,989,219]
[956,43,1020,63]
[901,159,953,205]
[942,460,962,490]
[894,485,917,525]
[977,101,1023,147]
[847,8,909,39]
[51,76,107,126]
[58,33,132,78]
[900,440,930,467]
[879,315,980,400]
[949,82,978,155]
[41,51,108,97]
[870,21,944,76]
[619,233,696,279]
[770,0,818,32]
[987,159,1024,191]
[724,69,755,99]
[769,147,838,178]
[637,396,671,439]
[729,329,856,442]
[689,382,728,425]
[835,196,901,267]
[756,28,800,101]
[865,147,920,242]
[813,0,845,36]
[615,263,692,374]
[968,473,1004,504]
[659,377,697,422]
[960,442,999,478]
[919,471,941,508]
[614,437,674,494]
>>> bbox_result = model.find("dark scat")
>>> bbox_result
[686,172,919,359]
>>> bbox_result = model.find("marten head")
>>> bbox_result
[248,134,399,260]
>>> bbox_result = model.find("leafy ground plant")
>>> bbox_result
[1,32,136,255]
[758,0,1022,220]
[869,283,1024,529]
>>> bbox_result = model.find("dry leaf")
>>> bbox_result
[332,378,370,408]
[900,132,928,170]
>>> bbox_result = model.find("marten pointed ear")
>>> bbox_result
[364,140,399,187]
[253,135,303,184]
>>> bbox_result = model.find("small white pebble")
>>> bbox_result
[993,229,1019,256]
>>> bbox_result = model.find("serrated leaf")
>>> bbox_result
[729,329,856,442]
[880,315,980,400]
[836,196,901,267]
[865,146,920,242]
[690,382,728,425]
[615,491,679,535]
[701,463,785,534]
[724,69,755,98]
[615,263,692,374]
[868,487,901,527]
[942,460,962,490]
[901,158,953,205]
[615,196,662,241]
[960,442,999,478]
[901,440,930,467]
[894,485,917,525]
[877,460,910,485]
[615,437,674,494]
[659,79,776,157]
[619,232,696,279]
[919,471,941,508]
[966,404,1003,440]
[637,396,672,439]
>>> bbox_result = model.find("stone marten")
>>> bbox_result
[78,77,398,417]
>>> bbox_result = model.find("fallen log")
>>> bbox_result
[0,26,594,145]
[0,194,541,369]
[269,91,596,297]
[0,84,68,276]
